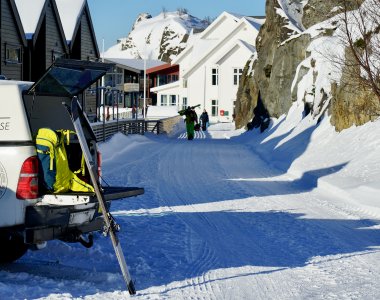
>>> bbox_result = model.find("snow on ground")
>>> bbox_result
[1,107,380,299]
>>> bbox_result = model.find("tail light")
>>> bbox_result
[16,156,39,200]
[97,151,102,179]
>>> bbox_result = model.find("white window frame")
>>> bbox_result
[182,97,187,110]
[161,94,168,106]
[170,95,177,106]
[211,99,218,117]
[233,68,243,85]
[212,68,218,86]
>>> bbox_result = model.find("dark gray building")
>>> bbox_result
[0,0,27,80]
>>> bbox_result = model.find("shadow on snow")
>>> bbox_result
[123,209,380,290]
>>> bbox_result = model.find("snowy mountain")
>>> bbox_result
[103,11,209,62]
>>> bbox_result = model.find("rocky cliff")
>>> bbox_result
[236,0,379,132]
[104,12,209,63]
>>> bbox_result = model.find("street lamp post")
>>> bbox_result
[143,58,146,119]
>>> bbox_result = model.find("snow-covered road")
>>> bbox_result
[1,121,380,299]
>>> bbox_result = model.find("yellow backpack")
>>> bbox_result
[36,128,94,194]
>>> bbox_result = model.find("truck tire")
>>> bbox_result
[0,231,28,263]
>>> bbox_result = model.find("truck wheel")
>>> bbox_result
[0,231,28,263]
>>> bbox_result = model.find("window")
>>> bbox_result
[158,74,167,86]
[125,94,132,107]
[211,99,218,117]
[182,97,187,110]
[5,45,22,64]
[161,95,168,106]
[104,70,123,87]
[183,79,188,88]
[52,50,65,62]
[212,68,218,85]
[170,95,176,106]
[233,68,243,85]
[115,74,123,85]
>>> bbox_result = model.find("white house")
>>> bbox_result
[150,12,265,123]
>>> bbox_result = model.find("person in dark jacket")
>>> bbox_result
[200,109,209,131]
[179,106,198,140]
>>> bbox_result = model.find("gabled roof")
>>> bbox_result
[9,0,27,47]
[15,0,69,52]
[181,16,262,78]
[214,39,256,65]
[199,11,242,39]
[56,0,99,57]
[14,0,45,39]
[245,16,266,30]
[172,11,242,65]
[55,0,85,42]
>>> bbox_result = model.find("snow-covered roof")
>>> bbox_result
[245,16,266,31]
[15,0,45,37]
[105,58,166,72]
[214,39,256,65]
[55,0,85,42]
[239,39,256,52]
[182,17,261,78]
[150,80,180,93]
[173,11,257,65]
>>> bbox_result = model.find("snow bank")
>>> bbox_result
[239,103,380,216]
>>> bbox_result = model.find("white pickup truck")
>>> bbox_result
[0,59,143,263]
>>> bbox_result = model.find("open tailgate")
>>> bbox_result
[27,58,113,97]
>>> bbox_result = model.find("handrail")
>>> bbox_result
[90,118,165,141]
[90,115,181,142]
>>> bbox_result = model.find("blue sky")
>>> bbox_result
[87,0,266,50]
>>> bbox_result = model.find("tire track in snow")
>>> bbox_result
[150,136,266,298]
[155,139,222,299]
[105,131,380,298]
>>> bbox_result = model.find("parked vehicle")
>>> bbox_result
[0,59,143,263]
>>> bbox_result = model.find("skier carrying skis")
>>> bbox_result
[179,105,199,140]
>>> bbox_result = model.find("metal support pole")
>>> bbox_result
[102,89,106,142]
[143,58,146,119]
[116,91,120,132]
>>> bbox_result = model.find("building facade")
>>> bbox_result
[0,0,26,81]
[103,58,166,110]
[151,12,264,123]
[15,0,69,81]
[146,63,179,106]
[56,0,100,116]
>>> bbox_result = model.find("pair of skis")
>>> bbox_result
[67,98,136,295]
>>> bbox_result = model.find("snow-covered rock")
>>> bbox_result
[236,0,379,132]
[103,11,209,62]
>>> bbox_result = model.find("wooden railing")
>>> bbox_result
[90,118,167,142]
